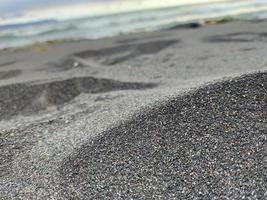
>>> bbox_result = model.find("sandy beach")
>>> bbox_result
[0,20,266,199]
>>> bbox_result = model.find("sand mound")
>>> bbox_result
[0,77,156,120]
[60,72,266,199]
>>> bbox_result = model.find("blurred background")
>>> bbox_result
[1,0,267,49]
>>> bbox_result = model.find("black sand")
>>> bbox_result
[0,76,155,120]
[0,20,267,199]
[59,72,266,199]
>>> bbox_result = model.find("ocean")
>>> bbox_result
[1,0,267,49]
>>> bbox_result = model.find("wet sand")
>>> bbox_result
[0,20,266,199]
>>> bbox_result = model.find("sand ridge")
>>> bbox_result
[59,72,266,199]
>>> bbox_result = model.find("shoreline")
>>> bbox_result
[0,17,265,51]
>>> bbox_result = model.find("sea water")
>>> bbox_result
[0,0,267,49]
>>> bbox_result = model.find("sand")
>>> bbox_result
[0,20,266,199]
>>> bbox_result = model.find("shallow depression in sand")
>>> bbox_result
[0,69,22,80]
[73,39,179,66]
[205,32,267,43]
[0,76,156,120]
